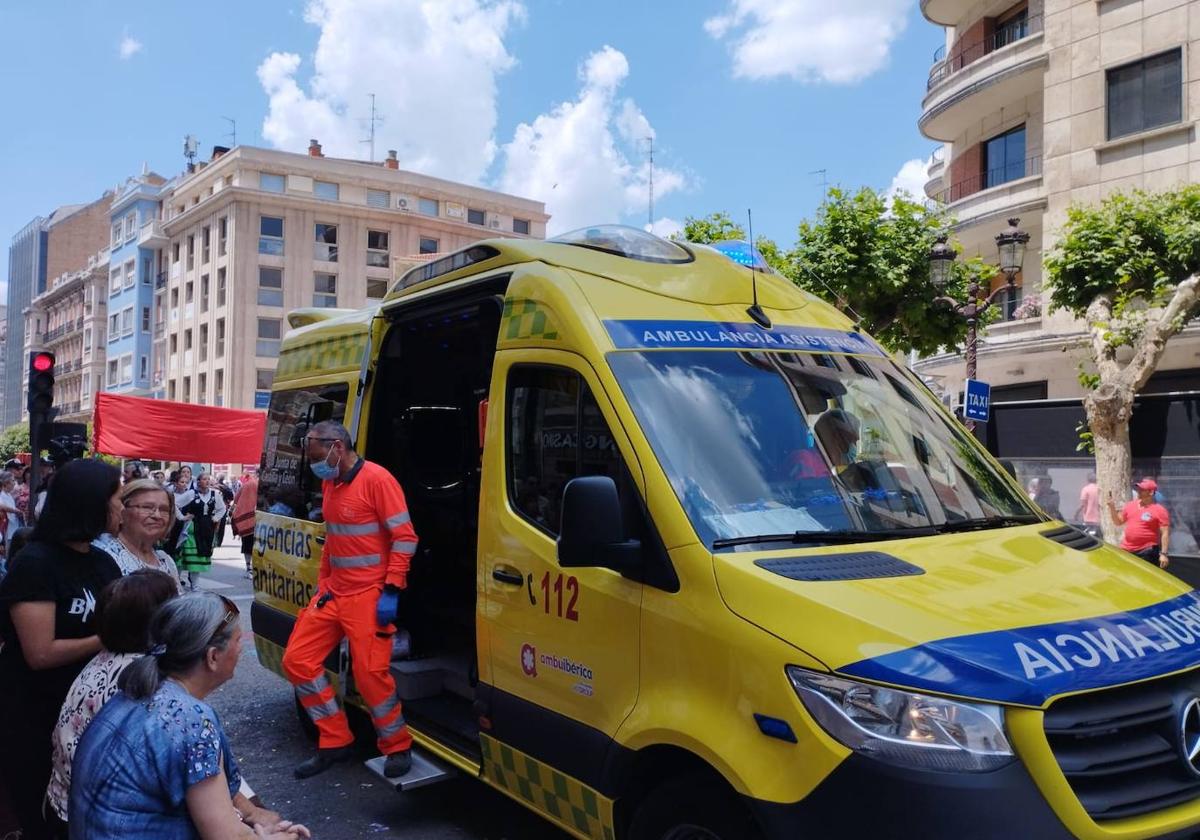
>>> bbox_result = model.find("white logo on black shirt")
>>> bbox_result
[68,588,97,622]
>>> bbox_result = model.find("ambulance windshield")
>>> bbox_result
[608,349,1038,550]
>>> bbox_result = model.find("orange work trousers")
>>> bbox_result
[282,587,412,755]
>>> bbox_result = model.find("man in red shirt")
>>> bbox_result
[283,421,419,780]
[1107,477,1171,569]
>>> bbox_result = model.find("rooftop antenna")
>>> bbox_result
[646,135,654,230]
[183,134,198,172]
[745,208,771,329]
[221,116,237,147]
[810,168,828,202]
[360,93,385,162]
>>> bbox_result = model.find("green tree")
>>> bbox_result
[1043,186,1200,541]
[0,423,30,463]
[675,212,788,273]
[786,187,996,356]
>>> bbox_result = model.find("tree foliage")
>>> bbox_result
[0,423,30,463]
[676,212,789,273]
[787,188,997,356]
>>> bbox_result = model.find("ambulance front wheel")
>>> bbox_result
[628,772,762,840]
[294,691,318,742]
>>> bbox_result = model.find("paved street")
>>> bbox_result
[199,539,567,840]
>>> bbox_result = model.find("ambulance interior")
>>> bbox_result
[364,277,509,757]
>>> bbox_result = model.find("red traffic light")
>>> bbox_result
[32,352,54,373]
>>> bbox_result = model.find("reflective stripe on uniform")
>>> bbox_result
[326,521,382,537]
[330,553,382,568]
[386,511,411,529]
[371,694,401,721]
[375,713,408,739]
[391,540,418,554]
[306,697,342,721]
[296,674,331,698]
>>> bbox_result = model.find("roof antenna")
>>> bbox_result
[745,208,771,329]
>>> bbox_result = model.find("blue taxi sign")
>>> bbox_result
[964,379,991,422]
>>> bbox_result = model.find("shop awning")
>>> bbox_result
[93,392,267,464]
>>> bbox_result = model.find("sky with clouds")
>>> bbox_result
[0,0,940,298]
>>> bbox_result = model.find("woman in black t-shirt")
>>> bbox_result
[0,459,122,840]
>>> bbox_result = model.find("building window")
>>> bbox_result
[170,334,178,355]
[513,218,530,235]
[315,223,338,262]
[123,259,136,289]
[110,267,122,296]
[142,257,153,285]
[124,213,137,242]
[257,318,282,357]
[218,216,228,256]
[200,273,209,312]
[141,306,150,333]
[217,318,226,358]
[198,372,207,405]
[258,267,284,306]
[419,236,439,254]
[201,226,211,263]
[260,172,285,193]
[259,216,284,255]
[184,328,193,351]
[467,208,486,226]
[111,221,123,248]
[120,354,133,385]
[367,189,390,209]
[216,369,224,406]
[217,267,227,307]
[169,381,177,401]
[186,235,194,270]
[313,273,338,308]
[107,359,119,388]
[108,313,120,341]
[83,328,92,356]
[256,369,275,390]
[418,197,438,217]
[200,324,209,362]
[367,230,389,267]
[984,124,1027,189]
[1107,49,1183,140]
[139,355,149,381]
[314,180,339,201]
[172,241,180,263]
[183,377,191,403]
[121,307,134,337]
[367,278,388,300]
[185,280,194,304]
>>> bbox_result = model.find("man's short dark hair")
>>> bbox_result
[310,420,354,449]
[97,570,180,653]
[32,459,122,544]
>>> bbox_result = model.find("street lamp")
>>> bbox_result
[929,217,1029,428]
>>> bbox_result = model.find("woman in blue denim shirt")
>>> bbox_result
[69,593,309,840]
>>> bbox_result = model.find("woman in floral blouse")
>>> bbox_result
[92,479,181,589]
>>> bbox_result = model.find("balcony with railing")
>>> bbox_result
[924,147,947,199]
[928,155,1045,229]
[921,0,974,26]
[921,14,1047,141]
[139,219,168,249]
[155,270,168,290]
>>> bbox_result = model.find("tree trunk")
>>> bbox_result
[1085,383,1134,544]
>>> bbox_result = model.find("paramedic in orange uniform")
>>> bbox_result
[283,420,419,780]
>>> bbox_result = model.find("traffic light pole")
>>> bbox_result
[27,350,56,521]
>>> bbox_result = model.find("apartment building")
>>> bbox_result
[918,0,1200,400]
[156,142,548,412]
[0,304,6,425]
[21,249,109,423]
[5,216,48,427]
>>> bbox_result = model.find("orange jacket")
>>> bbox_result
[318,459,418,596]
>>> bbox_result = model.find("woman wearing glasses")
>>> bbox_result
[93,478,182,589]
[70,593,310,840]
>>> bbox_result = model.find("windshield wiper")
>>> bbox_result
[933,514,1042,534]
[713,526,938,550]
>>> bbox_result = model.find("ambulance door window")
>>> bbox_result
[259,383,349,522]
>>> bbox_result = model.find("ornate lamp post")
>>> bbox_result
[929,217,1030,428]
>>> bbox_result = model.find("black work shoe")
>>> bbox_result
[383,749,412,778]
[294,745,354,779]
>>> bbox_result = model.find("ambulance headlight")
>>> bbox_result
[787,667,1014,772]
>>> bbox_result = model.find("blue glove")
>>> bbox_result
[376,585,401,627]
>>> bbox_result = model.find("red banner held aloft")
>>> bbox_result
[93,392,267,464]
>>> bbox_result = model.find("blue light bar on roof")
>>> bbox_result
[711,239,768,270]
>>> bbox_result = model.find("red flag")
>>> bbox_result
[93,392,266,464]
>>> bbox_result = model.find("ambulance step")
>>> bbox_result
[364,748,455,791]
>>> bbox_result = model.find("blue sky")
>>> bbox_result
[1,0,939,295]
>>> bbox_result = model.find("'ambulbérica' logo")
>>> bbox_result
[521,644,537,677]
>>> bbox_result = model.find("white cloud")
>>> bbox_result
[257,0,525,183]
[118,34,143,60]
[645,217,683,238]
[883,156,933,205]
[705,0,910,84]
[497,46,687,235]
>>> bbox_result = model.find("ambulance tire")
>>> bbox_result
[294,692,319,742]
[628,772,762,840]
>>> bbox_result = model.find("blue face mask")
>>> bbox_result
[846,444,858,462]
[309,448,339,480]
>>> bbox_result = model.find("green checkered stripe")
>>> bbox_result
[501,298,560,342]
[480,734,614,840]
[276,334,367,379]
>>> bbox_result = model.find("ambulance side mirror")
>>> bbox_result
[557,476,641,573]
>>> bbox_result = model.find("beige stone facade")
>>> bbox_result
[156,144,548,411]
[918,0,1200,400]
[21,249,109,423]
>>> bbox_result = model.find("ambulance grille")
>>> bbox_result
[1043,670,1200,821]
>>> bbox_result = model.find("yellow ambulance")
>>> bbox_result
[251,225,1200,839]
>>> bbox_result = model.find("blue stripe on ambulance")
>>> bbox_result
[839,590,1200,706]
[603,320,887,356]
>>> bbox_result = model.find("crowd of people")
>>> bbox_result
[0,458,303,839]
